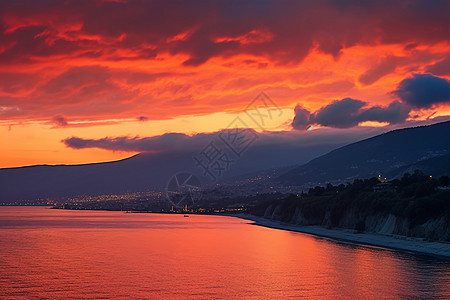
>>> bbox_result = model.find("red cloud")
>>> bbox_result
[1,0,449,65]
[0,0,448,124]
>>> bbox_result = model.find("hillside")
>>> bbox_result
[280,121,450,186]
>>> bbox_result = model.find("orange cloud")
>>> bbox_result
[0,0,449,167]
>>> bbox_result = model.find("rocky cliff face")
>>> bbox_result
[262,204,450,241]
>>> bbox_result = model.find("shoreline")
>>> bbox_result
[231,214,450,259]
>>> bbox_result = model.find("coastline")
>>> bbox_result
[232,214,450,259]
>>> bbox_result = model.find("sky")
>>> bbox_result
[0,0,449,168]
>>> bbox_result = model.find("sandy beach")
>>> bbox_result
[233,214,450,258]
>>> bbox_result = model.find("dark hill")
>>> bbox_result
[280,121,450,185]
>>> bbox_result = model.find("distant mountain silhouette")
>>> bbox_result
[280,121,450,185]
[0,153,194,202]
[0,140,338,202]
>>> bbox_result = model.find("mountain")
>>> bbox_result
[0,153,193,202]
[280,121,450,186]
[0,139,340,203]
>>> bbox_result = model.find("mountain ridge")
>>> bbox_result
[280,121,450,185]
[0,154,140,171]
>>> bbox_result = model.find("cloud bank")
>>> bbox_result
[292,73,450,130]
[1,0,448,66]
[394,74,450,108]
[292,98,411,130]
[0,0,448,123]
[62,127,388,155]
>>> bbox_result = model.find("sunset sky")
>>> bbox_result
[0,0,449,168]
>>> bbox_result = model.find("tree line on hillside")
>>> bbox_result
[251,170,450,233]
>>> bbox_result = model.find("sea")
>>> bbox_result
[0,206,449,299]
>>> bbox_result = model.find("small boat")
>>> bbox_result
[184,214,189,217]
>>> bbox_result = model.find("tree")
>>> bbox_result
[439,176,450,187]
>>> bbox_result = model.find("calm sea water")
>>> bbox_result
[0,206,449,299]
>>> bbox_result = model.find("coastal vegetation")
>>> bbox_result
[251,170,450,241]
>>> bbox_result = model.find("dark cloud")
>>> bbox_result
[394,73,450,108]
[291,105,311,130]
[61,127,388,167]
[358,101,411,124]
[51,115,68,127]
[137,116,148,122]
[312,98,366,128]
[1,0,449,65]
[292,98,411,129]
[404,43,419,51]
[63,133,195,152]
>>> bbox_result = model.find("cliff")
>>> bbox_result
[253,171,450,241]
[261,205,450,241]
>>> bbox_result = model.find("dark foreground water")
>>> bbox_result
[0,206,449,299]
